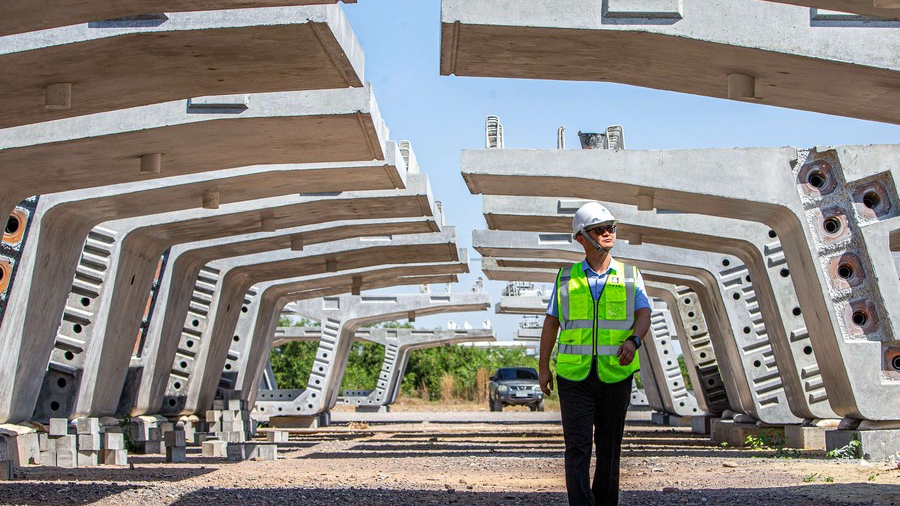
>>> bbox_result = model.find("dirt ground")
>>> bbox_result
[3,405,898,506]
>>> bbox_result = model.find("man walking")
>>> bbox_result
[539,201,651,506]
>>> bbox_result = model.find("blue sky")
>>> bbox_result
[342,0,900,340]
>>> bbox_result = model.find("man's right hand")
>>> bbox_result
[539,366,554,396]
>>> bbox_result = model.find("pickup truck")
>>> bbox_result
[488,367,544,412]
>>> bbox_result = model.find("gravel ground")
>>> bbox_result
[3,410,899,506]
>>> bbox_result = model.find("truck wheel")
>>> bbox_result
[489,398,497,412]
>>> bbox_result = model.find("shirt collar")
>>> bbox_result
[581,258,617,277]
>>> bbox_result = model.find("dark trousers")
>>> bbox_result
[557,365,633,506]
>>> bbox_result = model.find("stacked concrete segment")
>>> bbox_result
[463,145,900,422]
[481,195,837,421]
[644,305,701,419]
[440,0,900,124]
[255,291,488,419]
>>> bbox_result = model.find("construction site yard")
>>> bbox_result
[2,406,899,506]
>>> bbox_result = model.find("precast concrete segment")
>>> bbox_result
[255,291,487,417]
[646,283,730,416]
[440,0,900,124]
[463,145,900,420]
[161,229,462,417]
[17,177,433,423]
[0,87,387,222]
[133,216,438,417]
[0,0,358,36]
[495,294,551,315]
[239,265,468,409]
[473,233,801,424]
[757,1,900,21]
[645,306,701,418]
[0,5,364,128]
[480,195,836,420]
[479,256,747,418]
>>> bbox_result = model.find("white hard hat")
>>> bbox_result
[572,202,618,239]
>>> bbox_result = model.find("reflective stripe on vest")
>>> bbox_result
[557,344,621,356]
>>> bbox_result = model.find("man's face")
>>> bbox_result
[577,224,616,251]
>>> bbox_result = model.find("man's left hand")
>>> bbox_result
[616,339,638,366]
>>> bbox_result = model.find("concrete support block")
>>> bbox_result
[826,429,900,461]
[266,431,290,443]
[227,443,277,461]
[144,441,164,455]
[164,431,186,448]
[202,440,228,458]
[75,418,99,435]
[100,449,128,466]
[102,433,124,451]
[48,419,69,437]
[711,418,785,447]
[77,450,98,467]
[692,415,713,435]
[56,449,77,468]
[165,446,187,463]
[784,425,826,450]
[0,460,12,480]
[39,451,56,467]
[55,435,76,452]
[77,434,101,451]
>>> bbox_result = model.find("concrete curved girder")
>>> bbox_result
[643,306,702,418]
[157,228,463,416]
[130,215,440,417]
[463,145,900,421]
[0,6,363,128]
[0,0,357,36]
[255,291,488,418]
[473,232,800,424]
[4,173,430,424]
[646,283,731,417]
[0,87,387,222]
[479,195,837,420]
[440,0,900,124]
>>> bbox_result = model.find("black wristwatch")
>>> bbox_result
[627,335,642,349]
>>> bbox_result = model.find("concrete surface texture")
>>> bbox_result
[473,229,800,425]
[462,145,900,421]
[756,0,900,20]
[0,86,388,222]
[642,306,702,418]
[0,0,356,36]
[480,195,837,421]
[2,159,417,425]
[0,5,363,128]
[440,0,900,124]
[254,291,488,417]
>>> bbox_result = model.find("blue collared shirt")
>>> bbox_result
[545,259,651,318]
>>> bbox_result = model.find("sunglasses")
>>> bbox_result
[586,224,617,235]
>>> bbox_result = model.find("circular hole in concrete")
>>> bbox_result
[663,350,669,355]
[674,382,679,387]
[852,310,868,327]
[667,361,672,366]
[318,367,324,372]
[64,351,74,361]
[225,364,232,370]
[5,215,19,235]
[179,361,188,369]
[691,325,699,332]
[743,326,751,334]
[863,191,881,210]
[57,377,67,389]
[168,398,177,407]
[807,171,827,188]
[50,401,60,411]
[803,346,813,355]
[745,275,751,283]
[191,319,200,327]
[186,340,194,348]
[80,297,90,307]
[241,306,248,313]
[687,311,695,318]
[732,292,741,300]
[780,268,790,278]
[173,381,181,389]
[837,263,854,279]
[792,307,802,316]
[73,324,82,334]
[768,230,777,239]
[684,298,692,305]
[892,356,900,371]
[722,259,730,267]
[753,360,762,367]
[233,335,240,342]
[707,379,716,386]
[661,340,667,345]
[699,352,707,359]
[823,217,842,235]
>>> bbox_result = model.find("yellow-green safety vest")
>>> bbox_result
[555,259,640,383]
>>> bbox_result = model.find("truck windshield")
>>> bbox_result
[500,368,538,380]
